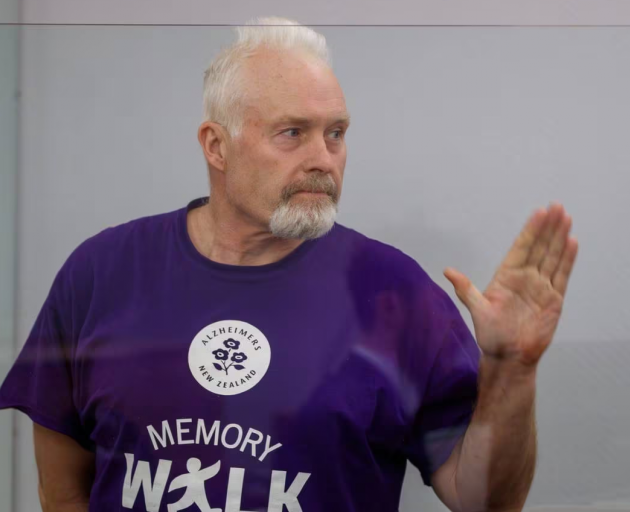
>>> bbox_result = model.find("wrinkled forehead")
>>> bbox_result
[239,49,349,127]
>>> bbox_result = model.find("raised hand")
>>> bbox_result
[443,202,579,367]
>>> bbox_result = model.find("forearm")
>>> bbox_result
[39,484,89,512]
[456,355,538,512]
[33,423,94,512]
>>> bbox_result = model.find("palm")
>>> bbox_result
[444,203,579,367]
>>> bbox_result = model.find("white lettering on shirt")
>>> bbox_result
[147,420,175,451]
[122,453,172,511]
[147,419,281,463]
[221,423,244,449]
[176,418,194,445]
[268,470,311,512]
[225,467,255,512]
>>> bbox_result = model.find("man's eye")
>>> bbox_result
[282,128,301,137]
[330,130,343,139]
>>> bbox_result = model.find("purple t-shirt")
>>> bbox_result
[0,196,480,511]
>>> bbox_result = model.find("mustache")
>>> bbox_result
[282,175,338,201]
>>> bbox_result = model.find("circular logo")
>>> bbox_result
[188,320,271,396]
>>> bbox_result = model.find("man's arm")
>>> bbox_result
[431,203,578,511]
[431,356,537,512]
[33,422,95,512]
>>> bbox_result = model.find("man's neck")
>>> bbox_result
[186,201,305,266]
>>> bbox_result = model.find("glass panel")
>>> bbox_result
[0,8,20,512]
[1,23,629,512]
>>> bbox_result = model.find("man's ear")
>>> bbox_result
[198,121,229,172]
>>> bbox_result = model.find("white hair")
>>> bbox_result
[202,16,332,139]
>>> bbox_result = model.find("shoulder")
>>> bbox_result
[333,222,460,321]
[44,206,182,335]
[332,222,433,290]
[81,206,179,258]
[51,206,181,299]
[72,206,179,266]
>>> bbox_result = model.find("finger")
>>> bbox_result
[551,236,579,297]
[540,213,572,280]
[500,207,548,270]
[526,202,564,269]
[444,267,488,315]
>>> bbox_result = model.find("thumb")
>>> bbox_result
[443,267,486,315]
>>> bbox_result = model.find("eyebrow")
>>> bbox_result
[270,114,351,128]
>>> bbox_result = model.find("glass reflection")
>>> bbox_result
[0,18,628,512]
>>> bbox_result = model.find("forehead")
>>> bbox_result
[240,49,349,126]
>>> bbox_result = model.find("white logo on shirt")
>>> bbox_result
[188,320,271,396]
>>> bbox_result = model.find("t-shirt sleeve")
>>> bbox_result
[0,245,94,450]
[402,280,481,487]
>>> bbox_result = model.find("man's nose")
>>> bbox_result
[305,134,337,174]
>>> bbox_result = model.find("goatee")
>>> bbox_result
[269,176,339,240]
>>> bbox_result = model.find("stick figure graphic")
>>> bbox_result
[167,458,222,512]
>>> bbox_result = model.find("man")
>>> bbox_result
[0,16,578,512]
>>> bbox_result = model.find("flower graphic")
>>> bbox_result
[223,338,240,350]
[209,345,248,375]
[212,349,229,361]
[231,352,247,363]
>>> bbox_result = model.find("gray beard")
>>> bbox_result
[269,196,338,240]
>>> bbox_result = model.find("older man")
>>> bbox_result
[0,16,578,512]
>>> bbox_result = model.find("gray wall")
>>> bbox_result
[3,17,630,512]
[19,0,630,25]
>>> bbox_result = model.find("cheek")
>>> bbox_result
[229,140,293,201]
[226,147,257,194]
[227,164,279,209]
[228,170,258,201]
[335,151,347,181]
[339,145,348,166]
